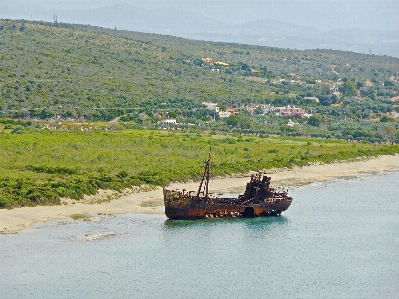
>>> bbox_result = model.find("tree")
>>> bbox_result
[371,77,379,84]
[226,115,239,127]
[254,107,263,115]
[339,80,358,96]
[383,80,394,87]
[318,95,338,106]
[380,116,394,123]
[384,126,397,144]
[317,82,331,95]
[307,115,322,127]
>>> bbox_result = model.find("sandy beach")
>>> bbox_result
[1,154,399,234]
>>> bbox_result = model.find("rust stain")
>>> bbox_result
[164,151,293,220]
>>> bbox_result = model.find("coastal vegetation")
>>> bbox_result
[1,20,399,208]
[0,128,398,208]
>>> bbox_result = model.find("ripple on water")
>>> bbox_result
[1,171,399,299]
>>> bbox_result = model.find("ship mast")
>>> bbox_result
[197,149,211,199]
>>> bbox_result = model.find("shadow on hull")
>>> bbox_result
[163,151,293,220]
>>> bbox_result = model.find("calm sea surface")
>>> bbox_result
[1,171,399,299]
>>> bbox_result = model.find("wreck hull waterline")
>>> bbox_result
[164,191,292,219]
[163,151,293,220]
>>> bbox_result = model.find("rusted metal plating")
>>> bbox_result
[163,152,293,220]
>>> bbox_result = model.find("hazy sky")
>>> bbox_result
[2,0,398,31]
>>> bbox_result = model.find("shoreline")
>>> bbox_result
[1,154,399,234]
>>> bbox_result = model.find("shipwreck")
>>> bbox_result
[163,151,293,219]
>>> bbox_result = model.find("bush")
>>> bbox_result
[307,115,322,127]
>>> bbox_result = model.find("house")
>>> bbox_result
[363,80,374,87]
[202,102,219,112]
[226,109,237,115]
[218,111,231,118]
[269,106,287,115]
[161,119,177,124]
[330,85,339,93]
[202,58,214,66]
[281,107,305,118]
[287,119,299,127]
[330,83,341,96]
[271,77,285,84]
[303,113,313,118]
[219,108,238,118]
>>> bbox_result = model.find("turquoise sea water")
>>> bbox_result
[1,171,399,299]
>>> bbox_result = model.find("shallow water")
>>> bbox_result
[1,171,399,299]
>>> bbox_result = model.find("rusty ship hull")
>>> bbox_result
[164,190,292,219]
[163,151,293,220]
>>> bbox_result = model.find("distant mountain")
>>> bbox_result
[57,4,231,35]
[230,18,321,37]
[3,3,399,57]
[190,18,399,58]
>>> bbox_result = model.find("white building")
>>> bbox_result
[202,102,220,112]
[219,111,232,118]
[161,119,177,124]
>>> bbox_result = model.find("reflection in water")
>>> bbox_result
[242,215,288,229]
[163,215,288,230]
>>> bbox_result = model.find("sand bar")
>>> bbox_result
[1,154,399,234]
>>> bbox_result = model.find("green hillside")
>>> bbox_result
[1,19,398,123]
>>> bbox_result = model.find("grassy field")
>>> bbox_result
[1,128,398,208]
